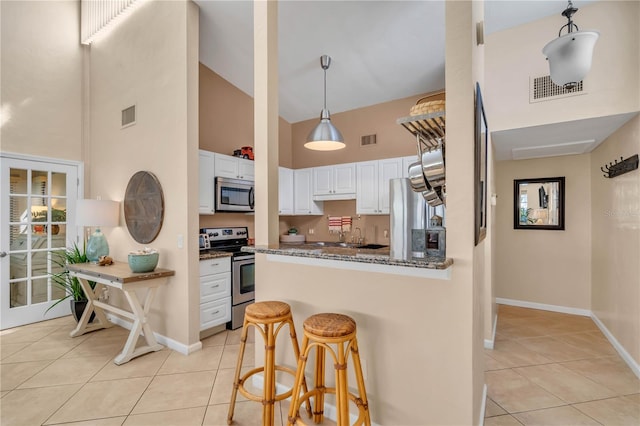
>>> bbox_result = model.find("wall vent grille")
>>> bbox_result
[530,75,585,103]
[121,105,136,128]
[361,134,377,147]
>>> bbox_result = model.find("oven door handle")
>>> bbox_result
[234,255,255,262]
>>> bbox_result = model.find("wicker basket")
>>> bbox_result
[410,99,445,116]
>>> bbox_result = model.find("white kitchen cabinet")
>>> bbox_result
[356,158,403,214]
[402,155,418,179]
[199,149,216,215]
[294,168,324,215]
[312,163,356,200]
[214,153,254,180]
[279,167,294,215]
[199,256,231,331]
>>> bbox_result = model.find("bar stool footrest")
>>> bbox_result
[237,365,298,403]
[289,387,368,426]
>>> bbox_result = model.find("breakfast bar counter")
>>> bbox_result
[243,243,452,279]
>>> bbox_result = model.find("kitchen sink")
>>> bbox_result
[356,244,388,249]
[313,242,388,250]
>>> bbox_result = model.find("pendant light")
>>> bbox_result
[305,55,345,151]
[542,0,599,90]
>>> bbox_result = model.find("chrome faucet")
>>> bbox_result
[352,227,364,245]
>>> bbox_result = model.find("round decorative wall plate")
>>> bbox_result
[124,171,165,244]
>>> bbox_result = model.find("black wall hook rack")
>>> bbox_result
[601,154,639,178]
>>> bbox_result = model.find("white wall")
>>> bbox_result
[88,0,200,347]
[591,115,640,365]
[495,154,592,309]
[0,0,83,160]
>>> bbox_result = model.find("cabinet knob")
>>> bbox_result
[211,310,220,316]
[210,284,220,289]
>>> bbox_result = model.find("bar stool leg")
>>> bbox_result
[287,318,312,418]
[350,338,371,426]
[335,341,350,426]
[288,335,310,425]
[313,345,326,423]
[263,322,276,426]
[228,318,250,425]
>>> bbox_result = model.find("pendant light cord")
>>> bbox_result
[323,67,327,110]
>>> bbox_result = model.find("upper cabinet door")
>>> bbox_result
[214,154,239,179]
[294,168,323,215]
[199,150,216,215]
[279,167,294,215]
[378,158,403,214]
[356,161,379,214]
[333,163,356,194]
[312,166,334,196]
[238,158,254,181]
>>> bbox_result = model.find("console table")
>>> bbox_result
[67,261,174,365]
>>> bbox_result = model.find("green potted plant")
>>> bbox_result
[45,242,96,322]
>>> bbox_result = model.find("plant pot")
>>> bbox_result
[70,299,95,323]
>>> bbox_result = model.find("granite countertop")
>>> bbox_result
[199,250,234,261]
[242,243,452,270]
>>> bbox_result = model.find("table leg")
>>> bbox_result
[113,286,164,365]
[69,279,113,338]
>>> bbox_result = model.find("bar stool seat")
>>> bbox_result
[288,313,371,426]
[228,301,311,425]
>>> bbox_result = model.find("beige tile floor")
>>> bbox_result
[1,305,638,425]
[485,305,640,426]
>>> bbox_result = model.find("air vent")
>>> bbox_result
[360,134,377,147]
[530,75,585,103]
[121,105,136,128]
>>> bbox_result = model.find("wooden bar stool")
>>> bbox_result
[227,301,311,426]
[287,313,371,426]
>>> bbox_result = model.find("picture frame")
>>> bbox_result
[474,82,488,245]
[513,177,565,230]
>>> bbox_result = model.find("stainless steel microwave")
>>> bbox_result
[215,177,255,212]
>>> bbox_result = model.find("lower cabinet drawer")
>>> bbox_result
[200,296,231,331]
[200,272,231,303]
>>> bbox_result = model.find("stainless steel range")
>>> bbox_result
[200,226,254,330]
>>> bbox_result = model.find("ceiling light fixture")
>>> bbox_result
[542,0,599,90]
[305,55,345,151]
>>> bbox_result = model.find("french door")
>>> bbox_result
[0,154,81,329]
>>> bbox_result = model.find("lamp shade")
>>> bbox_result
[543,30,599,87]
[75,199,120,227]
[304,109,345,151]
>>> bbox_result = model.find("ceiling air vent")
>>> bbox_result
[530,75,585,103]
[121,105,136,128]
[360,134,377,147]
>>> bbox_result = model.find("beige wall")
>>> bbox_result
[0,0,83,160]
[199,63,293,168]
[88,0,201,347]
[291,92,444,169]
[495,154,592,309]
[485,1,639,133]
[590,115,640,364]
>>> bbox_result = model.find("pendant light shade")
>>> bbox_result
[305,55,345,151]
[542,1,598,89]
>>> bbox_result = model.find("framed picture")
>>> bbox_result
[474,82,488,245]
[514,177,565,230]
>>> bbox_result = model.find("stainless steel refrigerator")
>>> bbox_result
[389,178,427,260]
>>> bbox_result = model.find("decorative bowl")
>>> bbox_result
[128,252,159,273]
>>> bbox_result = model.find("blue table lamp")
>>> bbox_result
[76,199,120,262]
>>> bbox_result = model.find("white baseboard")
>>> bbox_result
[496,298,591,317]
[495,298,640,380]
[251,373,380,426]
[591,313,640,379]
[484,314,497,349]
[106,314,201,355]
[479,384,487,426]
